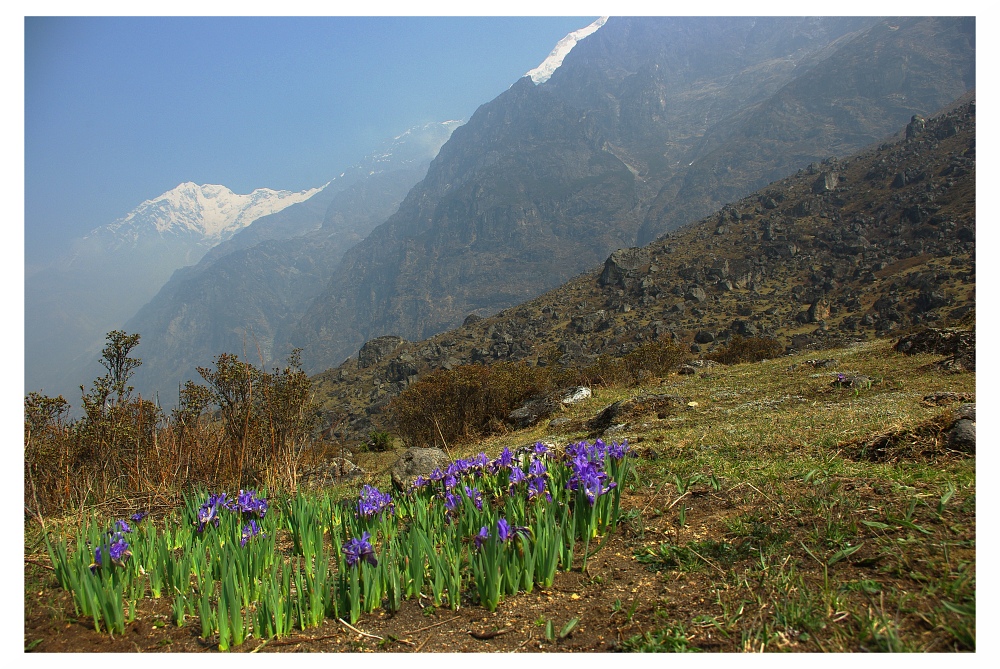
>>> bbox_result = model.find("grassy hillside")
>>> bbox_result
[25,337,975,652]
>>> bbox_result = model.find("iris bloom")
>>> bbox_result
[493,447,514,470]
[509,466,526,486]
[527,475,550,501]
[241,519,265,547]
[342,531,378,567]
[528,457,547,478]
[196,494,228,532]
[608,439,630,459]
[130,511,147,523]
[567,459,614,505]
[474,526,490,550]
[497,518,512,542]
[464,486,483,511]
[233,489,268,517]
[91,536,130,572]
[496,518,529,543]
[358,484,393,518]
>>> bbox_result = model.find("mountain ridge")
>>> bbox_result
[307,97,975,446]
[288,16,974,375]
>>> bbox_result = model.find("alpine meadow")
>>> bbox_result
[24,16,976,654]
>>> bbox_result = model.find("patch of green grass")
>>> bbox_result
[636,538,754,573]
[620,623,699,652]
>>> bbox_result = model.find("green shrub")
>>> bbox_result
[366,430,394,452]
[706,336,784,365]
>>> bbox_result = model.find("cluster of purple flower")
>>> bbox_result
[516,448,553,501]
[357,485,394,518]
[564,439,629,505]
[565,438,630,464]
[90,520,134,572]
[232,489,268,518]
[196,490,269,535]
[196,493,230,532]
[342,531,378,567]
[444,485,484,514]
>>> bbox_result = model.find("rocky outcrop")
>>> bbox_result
[946,403,975,453]
[587,393,688,433]
[389,447,451,491]
[894,328,975,371]
[358,336,407,369]
[599,248,651,288]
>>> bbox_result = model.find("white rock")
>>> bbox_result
[561,386,592,405]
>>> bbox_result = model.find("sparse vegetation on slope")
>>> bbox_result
[25,337,975,652]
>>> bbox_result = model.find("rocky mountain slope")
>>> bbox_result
[290,17,974,374]
[307,97,976,445]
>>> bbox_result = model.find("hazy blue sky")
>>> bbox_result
[24,15,598,263]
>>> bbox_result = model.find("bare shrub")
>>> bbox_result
[706,336,785,365]
[389,361,550,448]
[577,340,689,387]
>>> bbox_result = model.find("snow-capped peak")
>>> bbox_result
[102,181,324,243]
[526,16,608,85]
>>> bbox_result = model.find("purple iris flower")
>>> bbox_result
[358,485,393,518]
[196,494,228,532]
[534,442,549,457]
[493,447,514,470]
[608,439,631,459]
[91,536,130,572]
[509,466,526,486]
[412,475,428,489]
[233,489,268,517]
[464,486,483,511]
[342,531,378,567]
[497,518,511,543]
[528,457,547,477]
[443,474,458,491]
[527,475,551,501]
[444,492,460,512]
[469,452,490,471]
[447,460,468,478]
[130,511,147,524]
[567,458,614,505]
[429,468,444,482]
[241,519,265,547]
[114,519,131,534]
[473,526,490,550]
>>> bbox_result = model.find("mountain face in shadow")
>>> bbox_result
[290,17,974,374]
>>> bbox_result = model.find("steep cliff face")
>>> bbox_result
[636,16,976,243]
[290,16,974,375]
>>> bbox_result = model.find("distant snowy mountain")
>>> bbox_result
[25,120,461,405]
[93,182,324,250]
[526,16,607,84]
